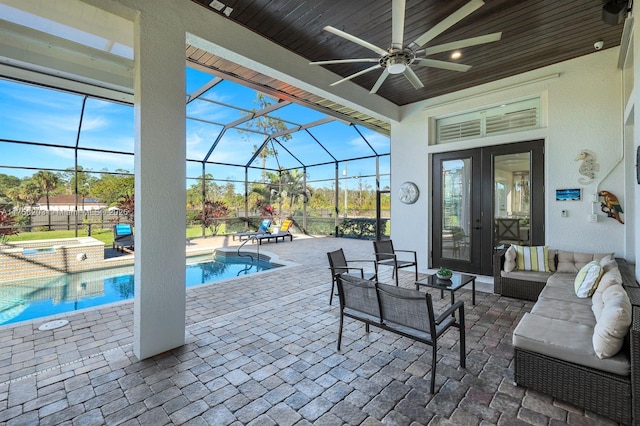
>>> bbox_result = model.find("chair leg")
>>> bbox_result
[430,344,437,394]
[329,279,335,305]
[459,307,466,368]
[394,267,399,286]
[337,314,343,351]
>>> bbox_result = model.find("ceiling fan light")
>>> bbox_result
[387,57,407,74]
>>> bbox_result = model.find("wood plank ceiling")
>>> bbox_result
[189,0,625,110]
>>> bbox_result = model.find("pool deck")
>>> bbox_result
[0,235,616,425]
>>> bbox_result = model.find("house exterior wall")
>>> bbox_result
[392,47,627,271]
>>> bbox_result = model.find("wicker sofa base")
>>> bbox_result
[497,277,545,301]
[515,348,632,425]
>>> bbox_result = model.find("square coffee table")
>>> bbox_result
[415,273,476,305]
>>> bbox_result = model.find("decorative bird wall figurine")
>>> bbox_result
[599,190,624,224]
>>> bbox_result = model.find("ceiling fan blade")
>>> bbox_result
[330,64,382,86]
[412,0,485,48]
[403,67,424,90]
[422,32,502,56]
[324,26,388,56]
[370,69,390,94]
[416,58,472,72]
[392,0,406,48]
[310,58,379,65]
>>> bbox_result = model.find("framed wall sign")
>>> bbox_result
[556,188,581,201]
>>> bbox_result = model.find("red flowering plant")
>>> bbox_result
[0,209,19,243]
[199,200,230,236]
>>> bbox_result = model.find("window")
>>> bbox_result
[436,98,540,143]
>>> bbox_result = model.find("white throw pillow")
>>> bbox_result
[599,254,617,272]
[593,286,632,358]
[592,283,625,321]
[504,245,516,273]
[593,266,622,297]
[574,261,603,298]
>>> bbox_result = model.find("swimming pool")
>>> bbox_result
[0,252,280,326]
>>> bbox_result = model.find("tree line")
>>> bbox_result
[0,168,381,216]
[0,167,134,209]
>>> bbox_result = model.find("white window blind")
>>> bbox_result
[436,98,540,143]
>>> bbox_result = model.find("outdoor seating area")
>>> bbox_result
[0,236,632,425]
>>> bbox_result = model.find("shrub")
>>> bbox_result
[198,200,230,236]
[0,210,20,242]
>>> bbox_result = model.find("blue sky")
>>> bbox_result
[0,67,390,189]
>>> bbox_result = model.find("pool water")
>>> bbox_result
[0,253,278,326]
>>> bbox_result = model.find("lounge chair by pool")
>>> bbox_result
[113,223,134,252]
[255,219,294,244]
[233,219,271,241]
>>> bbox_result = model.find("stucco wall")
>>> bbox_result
[392,47,627,271]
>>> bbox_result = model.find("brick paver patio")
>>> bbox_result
[0,236,617,425]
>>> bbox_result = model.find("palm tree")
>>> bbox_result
[19,179,43,207]
[281,169,310,213]
[33,171,60,229]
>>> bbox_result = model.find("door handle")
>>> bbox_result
[473,225,481,230]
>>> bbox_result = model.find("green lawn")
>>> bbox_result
[4,225,228,246]
[5,228,115,245]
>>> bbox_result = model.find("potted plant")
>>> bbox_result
[436,267,453,280]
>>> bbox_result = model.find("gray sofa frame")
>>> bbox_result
[336,274,465,394]
[505,254,640,425]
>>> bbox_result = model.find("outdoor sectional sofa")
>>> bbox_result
[495,246,640,425]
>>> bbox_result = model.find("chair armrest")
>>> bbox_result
[394,249,416,254]
[435,301,464,325]
[346,259,377,266]
[329,266,365,278]
[493,246,508,292]
[393,249,417,263]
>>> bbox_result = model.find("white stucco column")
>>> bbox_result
[133,9,186,359]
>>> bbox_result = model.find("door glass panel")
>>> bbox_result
[441,158,471,261]
[494,152,531,247]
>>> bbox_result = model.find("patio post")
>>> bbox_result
[132,7,186,360]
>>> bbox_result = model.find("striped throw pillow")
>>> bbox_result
[514,245,550,272]
[574,261,603,298]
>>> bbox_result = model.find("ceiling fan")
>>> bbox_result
[310,0,502,94]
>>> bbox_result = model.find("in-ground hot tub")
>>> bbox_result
[0,237,105,281]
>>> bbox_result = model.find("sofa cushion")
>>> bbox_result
[539,288,593,305]
[513,313,630,376]
[556,251,611,273]
[514,245,550,272]
[574,261,603,298]
[501,270,552,283]
[593,286,632,359]
[544,272,576,288]
[531,298,597,326]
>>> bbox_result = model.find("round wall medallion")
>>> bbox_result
[399,182,419,204]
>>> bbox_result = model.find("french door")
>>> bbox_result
[432,140,545,275]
